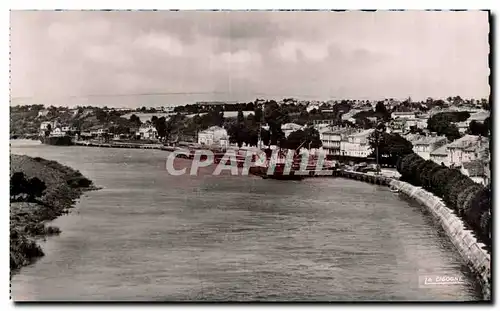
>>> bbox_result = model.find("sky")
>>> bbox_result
[10,10,490,107]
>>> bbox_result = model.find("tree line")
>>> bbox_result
[396,153,491,250]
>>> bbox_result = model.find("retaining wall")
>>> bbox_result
[389,179,491,300]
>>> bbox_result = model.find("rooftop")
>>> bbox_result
[402,133,425,143]
[463,160,486,177]
[468,110,490,122]
[350,128,375,138]
[430,145,448,156]
[392,111,415,115]
[201,126,225,132]
[447,135,485,149]
[281,123,303,130]
[323,127,357,136]
[413,135,447,146]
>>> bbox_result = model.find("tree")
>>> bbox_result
[264,100,288,146]
[129,114,142,126]
[164,113,184,143]
[44,124,52,137]
[427,112,469,141]
[254,107,263,124]
[10,172,46,202]
[369,132,413,166]
[10,172,27,198]
[375,101,390,121]
[154,117,167,141]
[237,110,245,124]
[283,127,322,152]
[261,128,271,147]
[468,119,489,137]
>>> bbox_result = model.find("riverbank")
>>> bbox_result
[10,154,99,273]
[337,171,491,300]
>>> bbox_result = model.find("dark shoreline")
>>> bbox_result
[10,154,100,274]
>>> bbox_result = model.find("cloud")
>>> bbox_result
[10,10,489,106]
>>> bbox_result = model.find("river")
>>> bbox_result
[10,140,482,301]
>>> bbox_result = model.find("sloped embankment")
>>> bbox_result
[10,154,98,272]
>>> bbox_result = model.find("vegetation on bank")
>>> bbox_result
[10,155,96,272]
[396,153,491,251]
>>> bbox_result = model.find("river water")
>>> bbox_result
[10,140,482,301]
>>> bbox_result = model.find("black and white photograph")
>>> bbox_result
[9,9,492,302]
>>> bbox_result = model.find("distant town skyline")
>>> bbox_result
[11,10,490,107]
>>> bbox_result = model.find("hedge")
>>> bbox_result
[397,153,491,249]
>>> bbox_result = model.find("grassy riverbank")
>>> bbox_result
[10,154,98,272]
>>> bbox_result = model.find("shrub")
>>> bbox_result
[396,152,491,248]
[67,176,92,188]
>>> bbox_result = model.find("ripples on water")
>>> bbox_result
[10,140,482,301]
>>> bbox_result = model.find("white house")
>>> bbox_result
[340,129,375,158]
[321,127,357,156]
[446,135,488,168]
[137,124,157,140]
[412,135,448,160]
[40,121,59,131]
[430,145,449,166]
[198,126,229,147]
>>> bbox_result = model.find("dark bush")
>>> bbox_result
[67,176,92,188]
[10,172,47,201]
[397,152,491,248]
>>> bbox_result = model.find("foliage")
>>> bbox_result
[468,118,490,137]
[427,112,469,141]
[397,153,491,249]
[283,127,322,151]
[227,110,259,147]
[129,114,142,126]
[10,172,47,202]
[369,131,413,166]
[264,100,288,146]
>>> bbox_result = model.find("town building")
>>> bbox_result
[137,124,157,140]
[412,134,448,160]
[430,145,449,166]
[386,119,406,134]
[39,120,60,131]
[461,160,488,185]
[340,129,375,158]
[391,111,416,120]
[313,119,336,126]
[321,127,357,155]
[446,135,488,168]
[197,126,229,148]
